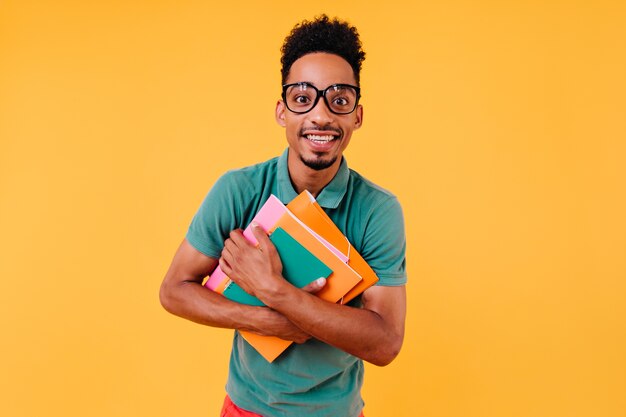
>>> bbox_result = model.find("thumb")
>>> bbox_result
[302,277,326,294]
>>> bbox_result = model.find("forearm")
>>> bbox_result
[263,283,405,366]
[160,278,273,334]
[219,228,406,365]
[158,239,311,341]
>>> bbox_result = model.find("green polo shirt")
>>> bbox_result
[187,148,406,417]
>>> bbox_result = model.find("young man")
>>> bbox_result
[160,15,407,417]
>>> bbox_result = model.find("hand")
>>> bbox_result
[251,278,327,344]
[219,224,285,300]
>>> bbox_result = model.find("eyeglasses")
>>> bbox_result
[282,82,361,115]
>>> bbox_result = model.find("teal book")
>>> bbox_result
[223,227,333,306]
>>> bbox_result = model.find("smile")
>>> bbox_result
[305,134,337,143]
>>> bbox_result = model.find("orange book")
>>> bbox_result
[238,201,364,362]
[239,333,292,363]
[286,191,379,303]
[214,191,379,362]
[270,211,363,304]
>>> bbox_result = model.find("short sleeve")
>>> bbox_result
[359,197,407,286]
[186,172,249,259]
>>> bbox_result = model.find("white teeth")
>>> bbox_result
[306,134,335,143]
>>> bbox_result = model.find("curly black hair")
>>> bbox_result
[280,15,366,85]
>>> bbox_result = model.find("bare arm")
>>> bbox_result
[220,226,407,366]
[267,284,405,366]
[159,239,321,343]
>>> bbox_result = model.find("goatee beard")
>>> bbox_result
[297,125,342,171]
[301,155,337,171]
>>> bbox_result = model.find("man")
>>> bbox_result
[160,15,407,417]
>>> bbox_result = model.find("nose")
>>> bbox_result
[307,96,335,125]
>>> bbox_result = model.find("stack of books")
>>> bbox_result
[204,190,379,362]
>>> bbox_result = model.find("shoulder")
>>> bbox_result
[220,157,278,183]
[346,168,402,215]
[186,156,280,257]
[217,156,280,192]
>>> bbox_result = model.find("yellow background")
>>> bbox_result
[1,1,625,416]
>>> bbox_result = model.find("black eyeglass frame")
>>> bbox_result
[281,82,362,115]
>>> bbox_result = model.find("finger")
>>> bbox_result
[223,238,238,256]
[228,229,248,247]
[251,222,273,251]
[301,277,326,294]
[221,242,234,261]
[218,256,231,275]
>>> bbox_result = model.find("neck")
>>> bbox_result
[287,153,341,198]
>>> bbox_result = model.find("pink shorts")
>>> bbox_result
[221,395,365,417]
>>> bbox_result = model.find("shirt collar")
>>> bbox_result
[277,148,349,209]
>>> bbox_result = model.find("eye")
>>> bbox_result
[327,85,357,110]
[294,95,311,104]
[333,97,350,107]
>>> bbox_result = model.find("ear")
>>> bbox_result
[353,104,363,129]
[275,100,287,127]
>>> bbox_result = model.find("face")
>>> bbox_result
[276,52,363,173]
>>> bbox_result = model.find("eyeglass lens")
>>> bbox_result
[284,84,358,114]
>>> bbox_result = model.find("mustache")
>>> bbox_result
[299,126,342,136]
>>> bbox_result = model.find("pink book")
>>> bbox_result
[204,195,286,290]
[204,194,348,291]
